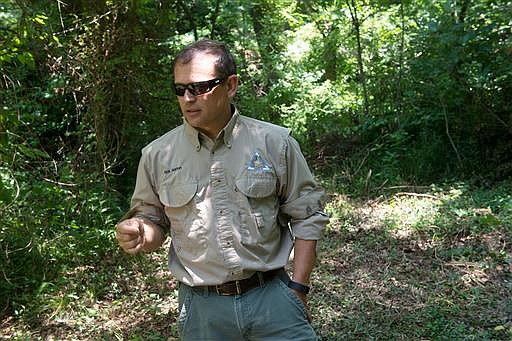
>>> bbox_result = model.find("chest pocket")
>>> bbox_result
[235,171,279,247]
[159,182,197,222]
[160,183,197,208]
[159,182,207,259]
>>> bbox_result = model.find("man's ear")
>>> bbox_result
[226,74,238,98]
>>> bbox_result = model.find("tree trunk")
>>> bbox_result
[396,0,405,120]
[209,0,221,39]
[346,0,369,116]
[322,24,338,82]
[177,0,198,41]
[249,1,281,90]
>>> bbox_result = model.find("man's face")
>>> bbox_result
[174,52,237,139]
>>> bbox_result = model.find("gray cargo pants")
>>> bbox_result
[177,276,318,340]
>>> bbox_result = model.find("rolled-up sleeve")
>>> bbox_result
[279,136,330,240]
[120,149,170,234]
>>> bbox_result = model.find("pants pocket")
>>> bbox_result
[177,284,193,337]
[275,278,310,322]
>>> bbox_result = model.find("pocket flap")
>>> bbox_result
[236,175,276,198]
[159,183,197,207]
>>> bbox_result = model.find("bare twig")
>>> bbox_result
[352,150,370,178]
[57,0,66,30]
[384,185,430,190]
[394,192,438,200]
[0,168,21,210]
[2,269,12,285]
[42,178,78,187]
[54,8,116,35]
[441,99,463,168]
[6,239,32,255]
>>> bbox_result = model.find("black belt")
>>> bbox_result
[206,268,283,296]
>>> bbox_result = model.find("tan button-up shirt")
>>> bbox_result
[124,108,329,286]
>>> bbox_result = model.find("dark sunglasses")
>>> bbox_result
[173,77,227,97]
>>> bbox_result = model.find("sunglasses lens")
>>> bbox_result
[174,84,186,96]
[174,78,225,97]
[191,82,211,96]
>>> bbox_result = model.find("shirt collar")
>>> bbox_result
[184,105,239,151]
[222,105,238,148]
[184,117,202,151]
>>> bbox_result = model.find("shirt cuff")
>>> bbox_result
[120,203,170,234]
[290,212,330,240]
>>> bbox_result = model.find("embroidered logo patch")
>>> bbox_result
[247,149,272,173]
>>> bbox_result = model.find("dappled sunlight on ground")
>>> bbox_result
[315,189,511,339]
[1,186,511,339]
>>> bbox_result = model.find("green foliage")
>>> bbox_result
[1,0,511,337]
[380,180,512,246]
[0,164,124,317]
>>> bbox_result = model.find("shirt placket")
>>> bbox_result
[209,145,241,278]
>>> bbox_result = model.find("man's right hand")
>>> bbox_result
[116,218,145,255]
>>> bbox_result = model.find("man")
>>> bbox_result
[116,39,329,340]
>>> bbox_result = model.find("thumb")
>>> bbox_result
[117,218,142,235]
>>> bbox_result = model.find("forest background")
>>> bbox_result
[1,0,511,339]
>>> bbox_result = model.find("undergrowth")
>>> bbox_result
[1,177,511,340]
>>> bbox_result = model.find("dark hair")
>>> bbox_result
[173,39,237,78]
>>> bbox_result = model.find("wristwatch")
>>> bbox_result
[288,280,310,294]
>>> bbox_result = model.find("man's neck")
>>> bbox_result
[203,107,234,139]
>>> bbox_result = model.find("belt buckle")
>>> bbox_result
[215,281,242,296]
[215,285,226,295]
[215,281,242,295]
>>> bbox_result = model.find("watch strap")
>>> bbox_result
[287,280,310,294]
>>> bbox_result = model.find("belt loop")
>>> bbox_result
[236,280,242,295]
[256,271,264,286]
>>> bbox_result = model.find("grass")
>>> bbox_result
[1,180,511,340]
[316,181,511,340]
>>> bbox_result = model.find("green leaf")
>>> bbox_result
[0,179,13,203]
[33,14,48,25]
[476,214,501,227]
[86,308,98,317]
[17,52,35,69]
[17,145,50,160]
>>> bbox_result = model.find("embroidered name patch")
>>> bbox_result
[164,166,182,174]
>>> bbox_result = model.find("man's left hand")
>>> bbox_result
[291,289,313,322]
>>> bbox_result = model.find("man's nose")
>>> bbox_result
[184,89,196,101]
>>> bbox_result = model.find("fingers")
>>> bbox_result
[305,305,313,323]
[291,288,308,304]
[116,218,144,254]
[120,238,144,254]
[116,218,142,235]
